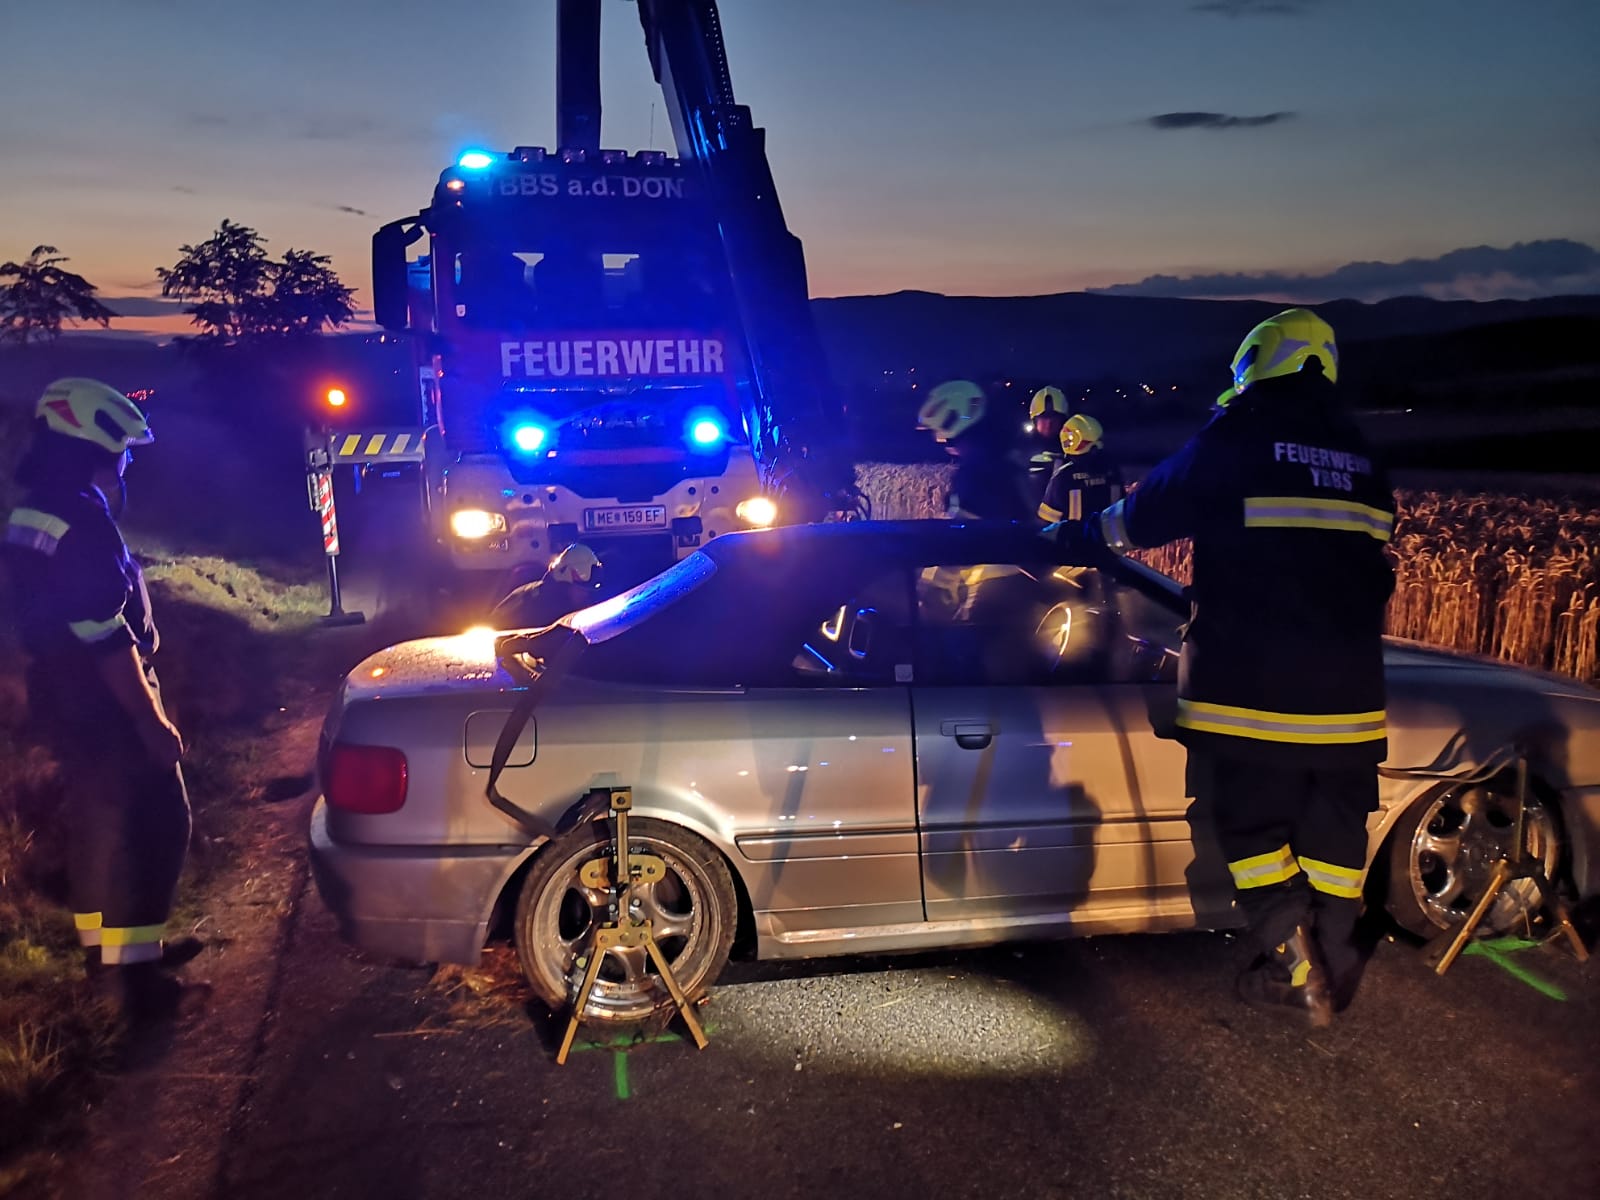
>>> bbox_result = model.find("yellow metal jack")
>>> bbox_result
[556,788,710,1065]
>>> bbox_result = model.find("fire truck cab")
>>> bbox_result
[373,145,770,584]
[369,0,858,595]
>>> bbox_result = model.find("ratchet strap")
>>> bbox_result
[484,629,582,838]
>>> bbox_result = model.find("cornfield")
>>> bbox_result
[1132,490,1600,683]
[855,466,1600,684]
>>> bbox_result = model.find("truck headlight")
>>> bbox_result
[735,496,778,528]
[450,509,507,540]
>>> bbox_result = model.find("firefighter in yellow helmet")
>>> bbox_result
[1025,386,1071,505]
[1037,414,1123,525]
[917,380,1032,522]
[491,542,606,628]
[2,379,204,1025]
[1068,308,1394,1026]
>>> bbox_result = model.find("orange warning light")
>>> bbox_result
[326,388,348,408]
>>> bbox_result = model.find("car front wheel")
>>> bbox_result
[1385,778,1563,938]
[513,817,737,1024]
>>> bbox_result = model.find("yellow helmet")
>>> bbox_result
[1060,413,1104,456]
[548,542,602,585]
[1029,386,1068,419]
[36,378,154,456]
[917,380,987,442]
[1224,307,1338,402]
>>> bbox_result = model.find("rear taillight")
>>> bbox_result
[325,743,408,814]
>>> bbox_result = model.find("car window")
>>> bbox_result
[913,562,1181,687]
[789,568,913,686]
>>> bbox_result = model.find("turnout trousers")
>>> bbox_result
[1210,756,1377,982]
[49,713,192,965]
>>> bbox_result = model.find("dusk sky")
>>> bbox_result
[3,0,1598,335]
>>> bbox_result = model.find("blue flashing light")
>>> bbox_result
[686,413,725,448]
[457,150,495,170]
[511,423,548,453]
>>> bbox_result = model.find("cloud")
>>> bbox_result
[182,109,428,146]
[327,204,372,218]
[100,295,192,317]
[1191,1,1319,15]
[1092,239,1600,301]
[1147,111,1295,130]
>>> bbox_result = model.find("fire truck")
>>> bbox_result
[364,0,858,591]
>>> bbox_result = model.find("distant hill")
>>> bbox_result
[810,290,1600,389]
[11,290,1597,441]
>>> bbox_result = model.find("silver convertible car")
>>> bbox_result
[310,521,1600,1023]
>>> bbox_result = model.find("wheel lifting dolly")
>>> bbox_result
[556,787,711,1065]
[1390,744,1590,976]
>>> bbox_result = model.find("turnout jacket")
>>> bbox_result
[947,451,1035,523]
[1038,448,1123,524]
[1097,376,1395,765]
[1026,446,1064,510]
[3,484,158,735]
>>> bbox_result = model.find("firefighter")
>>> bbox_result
[491,542,605,628]
[1026,386,1071,506]
[917,380,1033,523]
[1037,414,1122,526]
[2,379,203,1023]
[1069,309,1395,1025]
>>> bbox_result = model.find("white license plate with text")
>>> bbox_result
[583,505,668,531]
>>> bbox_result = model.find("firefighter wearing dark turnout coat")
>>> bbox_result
[1093,309,1395,1025]
[1037,414,1122,525]
[491,542,605,628]
[3,379,200,1023]
[918,380,1034,523]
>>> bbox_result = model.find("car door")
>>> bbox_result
[725,566,926,942]
[910,560,1209,926]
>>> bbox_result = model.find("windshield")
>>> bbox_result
[443,240,727,330]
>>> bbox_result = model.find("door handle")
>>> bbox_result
[940,720,993,750]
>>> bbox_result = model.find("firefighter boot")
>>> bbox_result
[1237,925,1333,1028]
[85,939,201,988]
[159,936,205,970]
[1312,899,1366,1013]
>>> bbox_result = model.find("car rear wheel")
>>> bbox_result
[1385,778,1562,938]
[513,817,736,1024]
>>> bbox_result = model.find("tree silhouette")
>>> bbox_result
[157,219,269,341]
[157,220,355,342]
[0,245,117,343]
[262,248,357,336]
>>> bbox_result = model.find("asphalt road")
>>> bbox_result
[210,873,1597,1200]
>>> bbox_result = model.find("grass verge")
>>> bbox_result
[0,547,334,1191]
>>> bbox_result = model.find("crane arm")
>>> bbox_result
[633,0,863,522]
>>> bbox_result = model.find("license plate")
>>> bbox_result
[583,505,668,531]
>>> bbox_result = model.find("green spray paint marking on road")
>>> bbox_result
[613,1052,631,1100]
[565,1023,718,1056]
[1462,937,1567,1001]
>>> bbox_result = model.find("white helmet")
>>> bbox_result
[37,378,153,456]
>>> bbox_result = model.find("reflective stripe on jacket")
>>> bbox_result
[1038,448,1123,524]
[1097,374,1395,766]
[3,485,158,733]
